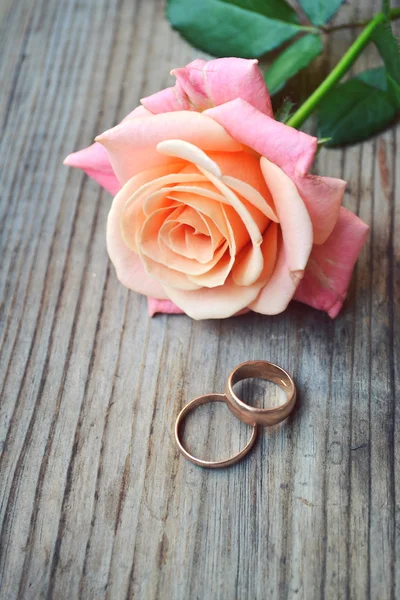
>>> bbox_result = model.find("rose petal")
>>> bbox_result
[107,169,179,299]
[141,58,273,116]
[205,99,345,244]
[144,185,225,216]
[232,244,264,287]
[121,165,186,253]
[64,143,121,195]
[139,250,202,290]
[160,219,211,262]
[207,151,277,227]
[209,151,269,194]
[151,180,269,240]
[135,205,204,290]
[148,298,184,316]
[198,167,263,247]
[139,196,231,280]
[185,203,236,288]
[249,237,302,315]
[123,105,153,120]
[260,157,313,272]
[157,139,222,177]
[187,251,232,288]
[163,275,260,319]
[294,207,369,317]
[174,206,209,235]
[146,297,250,318]
[158,223,228,276]
[159,190,233,244]
[161,208,222,263]
[125,173,207,217]
[163,223,278,319]
[232,222,278,287]
[139,202,229,281]
[176,208,224,254]
[223,175,278,222]
[95,111,242,184]
[63,105,153,194]
[140,86,193,114]
[184,230,218,263]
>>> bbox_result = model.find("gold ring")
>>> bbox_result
[225,360,296,427]
[175,393,258,469]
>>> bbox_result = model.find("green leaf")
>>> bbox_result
[317,68,398,146]
[356,66,389,91]
[298,0,344,26]
[220,0,299,23]
[373,22,400,82]
[372,21,400,107]
[387,73,400,106]
[264,34,323,95]
[167,0,304,58]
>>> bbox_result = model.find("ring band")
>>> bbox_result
[175,393,258,469]
[225,360,296,427]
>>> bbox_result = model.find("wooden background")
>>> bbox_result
[0,0,399,598]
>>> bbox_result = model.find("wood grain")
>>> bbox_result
[0,0,399,598]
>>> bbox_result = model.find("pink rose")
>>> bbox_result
[64,58,369,320]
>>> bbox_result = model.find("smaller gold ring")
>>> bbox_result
[175,393,258,469]
[225,360,296,427]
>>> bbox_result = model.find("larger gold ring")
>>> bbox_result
[175,393,258,469]
[225,360,296,427]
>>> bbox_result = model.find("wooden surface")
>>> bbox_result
[0,0,399,598]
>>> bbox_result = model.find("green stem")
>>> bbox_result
[299,25,321,34]
[286,8,400,129]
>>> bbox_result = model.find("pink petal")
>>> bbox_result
[141,58,273,116]
[140,87,192,114]
[205,99,345,244]
[96,111,242,184]
[148,298,184,316]
[64,143,121,195]
[294,207,369,317]
[123,105,153,120]
[64,105,153,194]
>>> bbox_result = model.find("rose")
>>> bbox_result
[64,58,369,320]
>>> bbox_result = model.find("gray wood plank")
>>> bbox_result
[0,0,398,599]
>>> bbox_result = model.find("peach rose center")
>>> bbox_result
[120,140,280,291]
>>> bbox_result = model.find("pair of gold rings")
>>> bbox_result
[175,360,297,469]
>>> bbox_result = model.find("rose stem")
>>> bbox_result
[286,8,400,130]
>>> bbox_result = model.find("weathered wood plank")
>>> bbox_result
[0,0,398,599]
[394,121,400,600]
